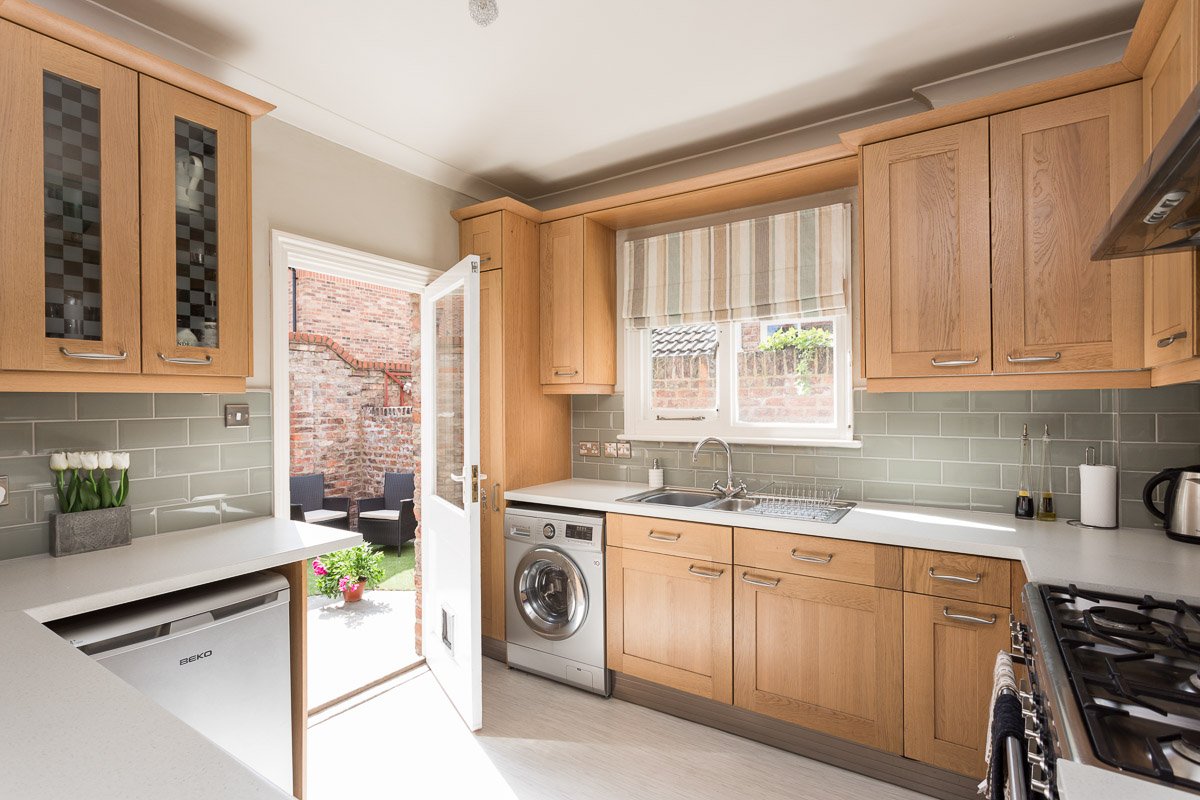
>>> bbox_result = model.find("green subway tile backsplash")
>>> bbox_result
[571,387,1200,530]
[0,391,272,560]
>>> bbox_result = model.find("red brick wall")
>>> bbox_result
[291,270,417,364]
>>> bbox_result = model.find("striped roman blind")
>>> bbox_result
[622,203,850,329]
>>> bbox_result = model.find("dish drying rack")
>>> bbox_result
[743,482,855,523]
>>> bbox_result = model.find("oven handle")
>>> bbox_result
[1004,734,1029,800]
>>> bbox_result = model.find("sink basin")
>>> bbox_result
[624,488,722,507]
[704,497,760,513]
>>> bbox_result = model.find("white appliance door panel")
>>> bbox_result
[95,603,293,792]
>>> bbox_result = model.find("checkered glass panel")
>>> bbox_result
[175,117,219,348]
[43,71,102,341]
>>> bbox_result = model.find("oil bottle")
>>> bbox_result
[1036,424,1057,521]
[1015,423,1035,519]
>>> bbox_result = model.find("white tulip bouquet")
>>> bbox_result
[49,451,131,513]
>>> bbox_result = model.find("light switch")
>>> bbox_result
[224,403,251,428]
[616,442,632,459]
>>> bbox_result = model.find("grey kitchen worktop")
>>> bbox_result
[0,517,360,800]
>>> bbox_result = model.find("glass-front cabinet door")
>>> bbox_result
[139,76,250,377]
[0,21,140,373]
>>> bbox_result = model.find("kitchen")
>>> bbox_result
[1,0,1199,799]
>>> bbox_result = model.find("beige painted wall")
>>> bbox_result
[249,116,477,386]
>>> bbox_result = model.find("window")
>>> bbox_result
[626,314,852,444]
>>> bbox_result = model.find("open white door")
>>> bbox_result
[420,255,482,730]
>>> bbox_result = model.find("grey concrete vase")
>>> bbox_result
[49,506,132,557]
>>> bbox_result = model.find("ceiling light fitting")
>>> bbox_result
[469,0,499,27]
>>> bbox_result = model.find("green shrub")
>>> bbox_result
[758,326,834,393]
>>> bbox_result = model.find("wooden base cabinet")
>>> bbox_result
[733,568,903,753]
[606,546,733,703]
[902,592,1009,778]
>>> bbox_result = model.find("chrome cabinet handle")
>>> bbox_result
[929,567,982,584]
[656,415,706,421]
[553,368,578,377]
[1157,330,1189,348]
[492,482,500,512]
[790,549,833,564]
[1006,352,1061,363]
[647,531,681,542]
[943,607,997,625]
[59,347,128,361]
[449,472,465,483]
[687,565,724,579]
[479,256,492,264]
[930,355,980,367]
[741,572,781,588]
[157,352,213,365]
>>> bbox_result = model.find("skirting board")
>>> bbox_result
[482,635,507,664]
[611,671,979,800]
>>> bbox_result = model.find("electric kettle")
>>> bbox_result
[1143,465,1200,544]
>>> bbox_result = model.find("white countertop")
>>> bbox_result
[0,517,360,800]
[506,479,1200,598]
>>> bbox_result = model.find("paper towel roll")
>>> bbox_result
[1079,464,1118,528]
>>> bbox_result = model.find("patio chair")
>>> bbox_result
[289,473,351,529]
[357,472,417,548]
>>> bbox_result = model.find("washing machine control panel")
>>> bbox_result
[565,523,593,542]
[542,523,556,539]
[504,506,604,552]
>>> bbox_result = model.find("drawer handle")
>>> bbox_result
[158,352,213,366]
[479,256,492,264]
[790,549,833,564]
[1158,331,1188,348]
[1006,352,1061,364]
[687,565,724,579]
[647,531,681,542]
[929,567,982,584]
[59,347,128,361]
[554,368,579,377]
[741,572,781,588]
[943,607,997,625]
[930,355,979,367]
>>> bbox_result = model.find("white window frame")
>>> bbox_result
[621,314,857,447]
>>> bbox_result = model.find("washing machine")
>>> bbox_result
[504,503,608,696]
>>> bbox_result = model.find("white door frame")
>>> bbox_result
[268,229,440,517]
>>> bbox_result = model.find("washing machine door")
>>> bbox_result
[513,546,588,641]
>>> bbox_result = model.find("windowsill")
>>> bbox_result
[616,433,863,449]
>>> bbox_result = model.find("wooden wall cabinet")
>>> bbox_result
[991,83,1143,374]
[733,568,903,752]
[460,210,573,642]
[606,544,733,703]
[862,120,993,378]
[863,85,1146,386]
[0,17,262,391]
[539,216,617,394]
[1143,0,1200,369]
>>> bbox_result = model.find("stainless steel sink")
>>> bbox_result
[617,486,854,523]
[624,488,723,507]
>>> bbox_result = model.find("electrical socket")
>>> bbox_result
[0,475,7,506]
[616,442,632,459]
[602,442,619,458]
[578,441,600,457]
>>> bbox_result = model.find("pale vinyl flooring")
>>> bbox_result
[308,657,932,800]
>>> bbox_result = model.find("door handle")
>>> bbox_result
[59,347,128,361]
[158,352,213,365]
[687,565,724,579]
[1006,352,1061,363]
[740,572,781,588]
[1158,331,1188,348]
[790,549,833,564]
[928,567,982,584]
[449,472,465,483]
[943,607,997,625]
[930,355,979,367]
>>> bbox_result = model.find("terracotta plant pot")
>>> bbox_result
[341,581,366,603]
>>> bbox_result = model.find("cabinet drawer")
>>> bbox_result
[904,549,1011,607]
[607,513,732,562]
[734,528,902,589]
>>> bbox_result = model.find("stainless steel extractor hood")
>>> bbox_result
[1093,81,1200,261]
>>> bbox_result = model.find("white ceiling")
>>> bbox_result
[80,0,1140,202]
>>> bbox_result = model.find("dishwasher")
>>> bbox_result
[49,571,293,792]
